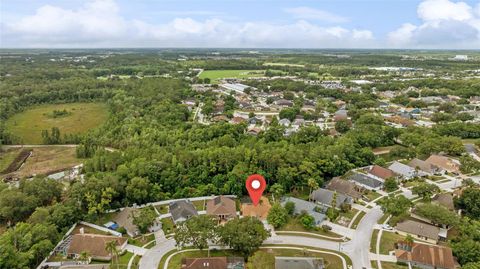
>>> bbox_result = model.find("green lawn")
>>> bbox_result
[377,214,390,224]
[370,229,379,252]
[198,70,264,83]
[161,218,175,234]
[131,255,141,269]
[364,191,382,201]
[335,208,358,225]
[155,205,169,214]
[0,148,22,173]
[379,232,405,255]
[160,248,346,269]
[111,251,134,269]
[381,262,408,269]
[128,234,155,248]
[248,248,344,269]
[6,103,109,144]
[191,200,206,211]
[351,211,366,229]
[277,217,343,239]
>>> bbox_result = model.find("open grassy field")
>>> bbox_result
[0,148,22,173]
[8,146,82,178]
[263,62,305,67]
[6,103,108,144]
[198,70,264,83]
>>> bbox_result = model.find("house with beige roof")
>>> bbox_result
[396,220,447,244]
[112,207,161,237]
[432,193,455,211]
[407,158,442,175]
[325,177,364,200]
[206,196,237,222]
[241,196,271,220]
[67,233,127,261]
[425,155,461,174]
[395,241,456,269]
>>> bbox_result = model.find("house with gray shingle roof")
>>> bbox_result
[388,161,417,179]
[347,171,384,190]
[310,188,353,210]
[169,200,198,224]
[281,197,326,225]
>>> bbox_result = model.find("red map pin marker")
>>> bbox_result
[246,174,266,206]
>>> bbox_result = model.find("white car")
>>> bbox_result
[382,224,393,230]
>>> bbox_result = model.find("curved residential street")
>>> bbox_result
[139,206,383,269]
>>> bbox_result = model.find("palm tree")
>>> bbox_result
[105,240,119,269]
[405,234,414,249]
[78,251,90,264]
[307,178,319,201]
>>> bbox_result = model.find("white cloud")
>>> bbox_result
[418,0,473,21]
[388,0,480,48]
[1,0,375,48]
[284,7,348,23]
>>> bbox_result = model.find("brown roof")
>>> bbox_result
[231,117,246,124]
[241,196,271,220]
[396,220,440,240]
[395,242,455,269]
[385,116,414,126]
[408,158,439,174]
[182,257,227,269]
[112,207,139,236]
[206,196,236,218]
[67,234,127,259]
[326,177,363,199]
[368,165,395,180]
[425,155,460,173]
[432,193,455,211]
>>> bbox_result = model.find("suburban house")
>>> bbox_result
[275,257,324,269]
[181,256,245,269]
[169,200,198,224]
[347,171,384,190]
[407,158,441,175]
[432,193,455,211]
[278,118,291,127]
[425,155,461,174]
[333,109,348,121]
[241,196,271,220]
[274,99,294,108]
[67,233,127,261]
[395,241,456,269]
[281,197,326,225]
[325,177,363,200]
[366,165,396,180]
[388,161,417,179]
[112,207,161,237]
[310,188,353,211]
[396,220,447,244]
[246,127,262,136]
[206,196,237,222]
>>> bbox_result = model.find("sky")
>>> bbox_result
[1,0,480,49]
